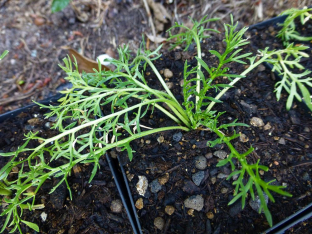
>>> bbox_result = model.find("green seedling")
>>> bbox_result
[273,7,312,110]
[264,44,312,111]
[51,0,71,13]
[277,6,312,46]
[0,16,293,233]
[0,50,9,60]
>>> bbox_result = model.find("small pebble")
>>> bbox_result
[154,217,165,230]
[173,132,183,142]
[278,138,286,145]
[206,212,214,219]
[164,68,173,78]
[258,64,266,71]
[40,212,47,222]
[217,173,228,179]
[187,209,194,216]
[165,205,175,215]
[221,188,228,194]
[25,125,35,131]
[268,26,274,32]
[174,52,182,60]
[229,201,243,217]
[184,195,204,211]
[166,82,174,89]
[239,132,249,142]
[194,156,207,170]
[157,135,164,143]
[213,150,227,159]
[182,180,201,194]
[250,117,264,127]
[264,122,272,130]
[192,171,205,186]
[249,194,268,213]
[136,176,148,196]
[289,110,300,125]
[211,177,217,184]
[110,199,123,213]
[205,152,213,159]
[44,122,51,129]
[135,198,144,210]
[150,179,162,193]
[158,173,169,185]
[127,173,134,181]
[302,172,310,181]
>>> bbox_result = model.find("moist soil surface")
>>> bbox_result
[1,1,312,234]
[1,25,312,234]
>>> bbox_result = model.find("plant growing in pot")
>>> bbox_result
[1,15,308,233]
[247,6,312,112]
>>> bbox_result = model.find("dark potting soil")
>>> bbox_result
[0,22,312,234]
[116,33,312,233]
[0,106,133,233]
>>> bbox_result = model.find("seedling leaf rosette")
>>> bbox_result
[0,16,296,233]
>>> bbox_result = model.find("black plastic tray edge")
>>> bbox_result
[0,94,140,234]
[0,93,64,122]
[106,154,141,234]
[248,15,312,233]
[263,202,312,234]
[117,155,143,234]
[247,14,312,115]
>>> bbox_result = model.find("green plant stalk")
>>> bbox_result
[57,87,186,126]
[0,188,11,196]
[207,52,270,112]
[278,7,312,45]
[26,99,187,156]
[131,55,191,126]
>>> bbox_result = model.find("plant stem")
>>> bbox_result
[130,56,191,126]
[206,54,270,112]
[195,35,202,109]
[30,99,187,157]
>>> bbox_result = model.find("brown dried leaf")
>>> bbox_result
[146,33,167,44]
[61,46,111,73]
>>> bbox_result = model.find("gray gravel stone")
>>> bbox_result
[302,172,310,181]
[110,199,123,213]
[213,150,227,159]
[194,156,207,170]
[184,195,204,211]
[150,179,162,193]
[249,194,268,213]
[217,173,228,179]
[173,132,183,142]
[229,201,243,217]
[192,171,205,186]
[154,217,165,230]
